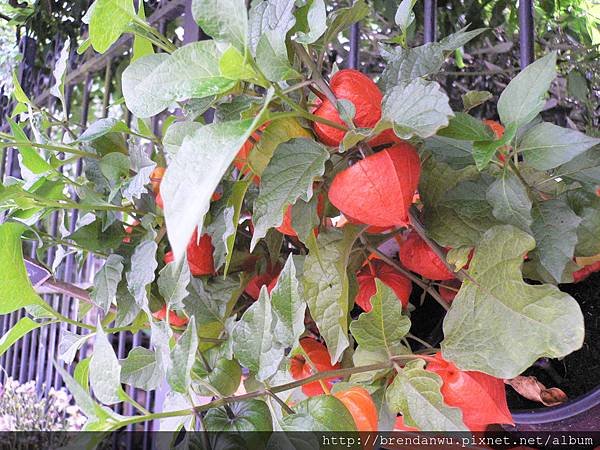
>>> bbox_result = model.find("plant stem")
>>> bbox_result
[273,89,348,131]
[265,389,295,415]
[360,235,450,312]
[110,354,433,429]
[293,43,338,106]
[0,138,99,159]
[121,389,150,415]
[406,333,433,349]
[281,80,314,95]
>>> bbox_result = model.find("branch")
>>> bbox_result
[360,235,450,312]
[110,354,439,430]
[293,43,338,106]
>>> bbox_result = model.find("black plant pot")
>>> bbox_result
[507,386,600,431]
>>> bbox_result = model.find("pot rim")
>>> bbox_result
[511,385,600,424]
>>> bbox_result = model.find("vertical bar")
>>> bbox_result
[348,23,360,69]
[423,0,437,43]
[518,0,535,68]
[183,0,200,43]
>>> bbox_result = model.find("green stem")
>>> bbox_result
[361,235,450,312]
[0,137,99,159]
[109,355,432,430]
[273,91,348,131]
[41,304,96,331]
[121,389,150,415]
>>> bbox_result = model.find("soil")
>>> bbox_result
[406,272,600,411]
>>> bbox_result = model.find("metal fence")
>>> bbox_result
[0,0,536,424]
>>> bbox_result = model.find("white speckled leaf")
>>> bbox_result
[442,225,584,378]
[91,254,124,313]
[270,255,306,349]
[232,287,284,381]
[251,138,329,250]
[90,321,122,405]
[122,41,236,118]
[167,317,198,393]
[350,280,411,353]
[382,78,454,139]
[302,226,360,364]
[386,360,467,431]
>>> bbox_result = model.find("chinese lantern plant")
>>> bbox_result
[1,0,599,435]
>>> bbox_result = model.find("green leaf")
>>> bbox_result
[132,2,153,62]
[382,78,453,139]
[99,153,129,187]
[379,28,485,90]
[88,0,135,53]
[126,235,158,308]
[49,37,70,113]
[204,399,273,433]
[442,225,584,378]
[497,52,557,128]
[255,0,301,81]
[281,396,357,431]
[191,0,247,51]
[462,90,492,111]
[270,255,306,348]
[350,280,411,353]
[12,70,31,104]
[557,147,600,192]
[7,117,54,174]
[74,357,91,392]
[530,199,582,283]
[294,0,326,44]
[232,287,284,381]
[90,321,122,405]
[219,46,257,80]
[90,254,124,313]
[303,226,360,364]
[162,95,271,260]
[0,317,43,358]
[55,363,115,425]
[380,44,444,90]
[395,0,417,34]
[251,138,329,250]
[224,180,251,274]
[115,282,141,327]
[120,346,162,390]
[437,27,487,51]
[423,176,500,247]
[567,71,588,103]
[0,222,46,314]
[471,123,516,170]
[167,317,198,393]
[424,136,474,168]
[290,195,320,244]
[192,352,242,396]
[320,0,369,48]
[122,41,236,118]
[78,118,129,142]
[247,117,312,176]
[437,112,495,141]
[486,171,533,233]
[519,122,600,170]
[162,121,203,157]
[349,345,400,384]
[386,360,466,431]
[184,277,241,347]
[157,256,190,311]
[58,329,90,365]
[573,195,600,257]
